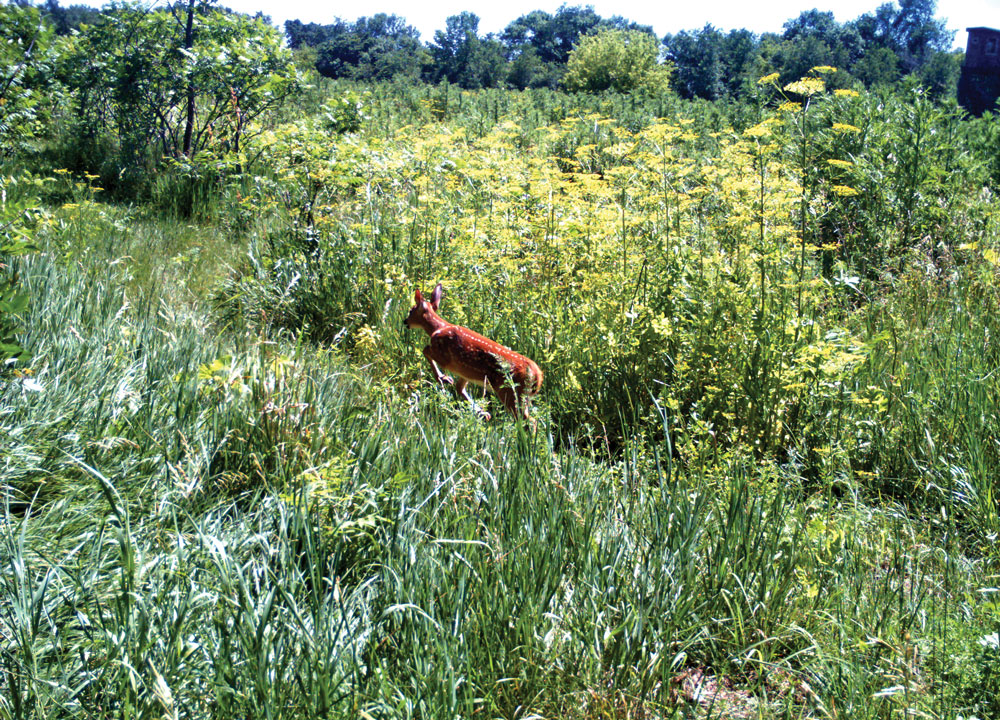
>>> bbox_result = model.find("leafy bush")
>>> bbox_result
[562,28,672,94]
[0,174,44,370]
[0,4,55,158]
[54,2,300,195]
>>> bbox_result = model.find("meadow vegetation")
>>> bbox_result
[3,3,1000,718]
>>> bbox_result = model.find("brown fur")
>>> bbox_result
[404,283,542,429]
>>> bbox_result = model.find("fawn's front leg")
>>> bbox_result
[423,345,491,420]
[423,346,454,386]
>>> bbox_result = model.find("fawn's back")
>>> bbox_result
[428,323,542,395]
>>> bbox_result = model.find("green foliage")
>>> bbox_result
[562,29,671,94]
[56,0,299,193]
[665,25,767,101]
[39,0,105,35]
[777,9,860,86]
[283,2,960,102]
[855,0,954,73]
[1,240,997,716]
[853,46,903,87]
[664,0,956,100]
[501,6,655,90]
[426,12,507,89]
[501,5,603,66]
[917,49,963,98]
[0,174,44,370]
[0,3,55,157]
[3,31,1000,714]
[665,25,725,100]
[506,45,562,90]
[310,14,427,82]
[809,84,983,272]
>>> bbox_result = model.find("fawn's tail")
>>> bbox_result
[529,363,543,396]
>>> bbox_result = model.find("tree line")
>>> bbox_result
[18,0,962,98]
[283,1,960,98]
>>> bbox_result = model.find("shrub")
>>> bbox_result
[562,29,672,94]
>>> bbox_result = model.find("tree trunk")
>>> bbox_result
[181,0,196,157]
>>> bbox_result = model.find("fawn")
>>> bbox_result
[404,283,543,430]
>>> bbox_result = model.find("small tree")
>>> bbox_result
[312,14,426,82]
[562,29,670,94]
[918,49,962,98]
[665,26,724,100]
[61,1,299,178]
[507,45,562,89]
[427,12,507,89]
[0,3,54,157]
[853,46,902,87]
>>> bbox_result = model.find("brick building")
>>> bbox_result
[958,27,1000,115]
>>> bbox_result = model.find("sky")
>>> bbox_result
[71,0,1000,50]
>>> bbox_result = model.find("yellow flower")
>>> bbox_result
[834,89,860,97]
[826,159,853,169]
[744,119,776,138]
[811,65,837,74]
[832,185,859,196]
[784,77,826,96]
[355,325,379,354]
[758,72,780,85]
[832,123,861,134]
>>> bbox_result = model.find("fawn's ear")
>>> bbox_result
[414,289,424,304]
[430,283,443,311]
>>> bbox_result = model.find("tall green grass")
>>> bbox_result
[3,241,998,718]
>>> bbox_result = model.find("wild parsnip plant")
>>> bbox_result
[3,72,1000,718]
[1,181,36,370]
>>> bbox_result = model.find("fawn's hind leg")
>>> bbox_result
[455,377,491,420]
[496,386,537,432]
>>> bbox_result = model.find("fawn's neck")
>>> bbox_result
[417,309,450,336]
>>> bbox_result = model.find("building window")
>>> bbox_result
[987,37,998,54]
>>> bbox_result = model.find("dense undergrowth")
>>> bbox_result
[3,74,1000,718]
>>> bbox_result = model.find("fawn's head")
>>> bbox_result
[403,283,444,333]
